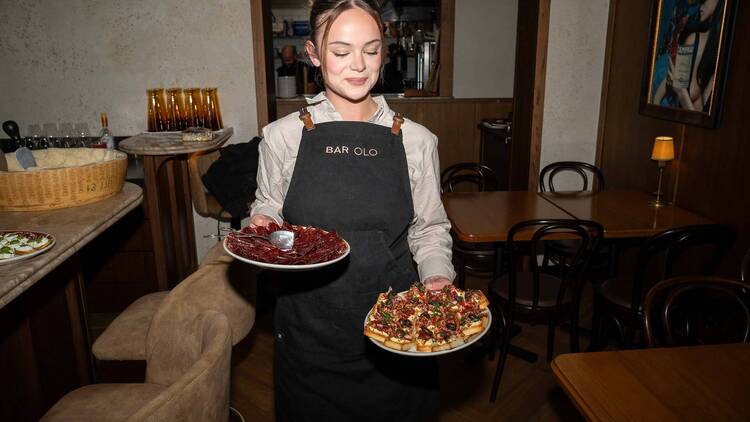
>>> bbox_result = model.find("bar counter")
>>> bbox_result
[0,182,143,421]
[0,182,143,308]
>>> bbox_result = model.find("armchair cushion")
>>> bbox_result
[41,383,165,422]
[92,292,169,361]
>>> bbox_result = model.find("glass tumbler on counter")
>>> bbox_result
[147,88,169,132]
[166,88,186,131]
[184,88,205,128]
[202,88,223,130]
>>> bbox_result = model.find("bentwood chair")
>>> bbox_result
[593,224,736,348]
[441,163,498,288]
[539,161,605,193]
[441,162,498,193]
[643,276,750,347]
[538,162,611,285]
[488,219,603,402]
[42,310,232,421]
[741,249,750,282]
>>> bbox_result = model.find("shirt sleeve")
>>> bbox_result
[250,124,285,225]
[408,132,456,283]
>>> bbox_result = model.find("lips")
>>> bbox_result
[345,77,369,86]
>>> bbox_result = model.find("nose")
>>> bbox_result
[350,51,366,72]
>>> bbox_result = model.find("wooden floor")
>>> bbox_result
[229,275,586,421]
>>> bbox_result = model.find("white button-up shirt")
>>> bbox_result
[251,92,455,282]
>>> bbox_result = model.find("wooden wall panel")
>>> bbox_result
[597,0,750,273]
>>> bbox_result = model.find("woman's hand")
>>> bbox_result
[424,276,453,291]
[250,214,276,228]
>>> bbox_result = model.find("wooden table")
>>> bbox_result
[119,128,232,289]
[540,190,712,238]
[443,191,573,243]
[552,343,750,421]
[0,183,143,421]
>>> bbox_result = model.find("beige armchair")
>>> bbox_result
[41,309,232,421]
[92,242,257,369]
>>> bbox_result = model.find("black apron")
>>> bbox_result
[274,110,440,421]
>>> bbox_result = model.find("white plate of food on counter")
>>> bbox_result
[364,283,492,357]
[222,223,350,271]
[0,231,56,265]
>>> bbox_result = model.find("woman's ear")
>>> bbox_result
[305,40,321,67]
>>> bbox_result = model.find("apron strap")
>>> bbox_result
[391,113,404,135]
[299,107,315,131]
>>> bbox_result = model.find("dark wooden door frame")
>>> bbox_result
[512,0,550,191]
[251,0,276,130]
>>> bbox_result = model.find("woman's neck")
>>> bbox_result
[325,91,378,121]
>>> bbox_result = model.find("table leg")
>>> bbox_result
[143,155,198,289]
[143,155,170,290]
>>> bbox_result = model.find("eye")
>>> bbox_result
[365,50,380,56]
[332,52,349,57]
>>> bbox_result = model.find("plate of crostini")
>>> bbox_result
[0,231,55,265]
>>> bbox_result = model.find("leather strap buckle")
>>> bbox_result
[391,113,404,135]
[299,107,315,131]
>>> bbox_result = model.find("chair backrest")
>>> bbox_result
[149,242,257,355]
[441,162,498,192]
[539,161,605,193]
[187,149,221,217]
[624,224,736,341]
[130,310,232,422]
[505,219,604,313]
[643,276,750,347]
[741,249,750,282]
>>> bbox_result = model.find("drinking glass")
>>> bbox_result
[147,88,169,131]
[202,88,223,130]
[166,88,186,131]
[184,88,205,128]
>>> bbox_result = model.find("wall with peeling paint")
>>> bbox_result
[0,0,258,259]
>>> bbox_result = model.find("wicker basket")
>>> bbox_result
[0,148,128,211]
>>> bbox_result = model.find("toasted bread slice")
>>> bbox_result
[431,342,452,352]
[364,327,388,343]
[450,338,466,348]
[14,246,34,255]
[384,338,414,351]
[462,314,489,336]
[416,343,434,352]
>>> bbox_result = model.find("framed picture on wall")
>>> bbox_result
[639,0,737,128]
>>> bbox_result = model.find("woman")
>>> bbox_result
[653,0,724,111]
[250,1,455,420]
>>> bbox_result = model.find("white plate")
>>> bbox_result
[364,302,492,357]
[0,231,56,265]
[223,237,350,271]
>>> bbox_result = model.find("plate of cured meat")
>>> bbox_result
[223,223,350,271]
[364,283,491,356]
[0,231,56,265]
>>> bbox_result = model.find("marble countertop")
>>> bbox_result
[0,182,143,308]
[118,127,233,156]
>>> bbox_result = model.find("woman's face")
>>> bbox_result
[700,0,720,23]
[308,8,382,102]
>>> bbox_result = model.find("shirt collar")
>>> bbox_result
[306,92,392,125]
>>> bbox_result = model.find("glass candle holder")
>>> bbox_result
[202,88,223,130]
[166,88,186,131]
[184,88,205,128]
[147,88,169,132]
